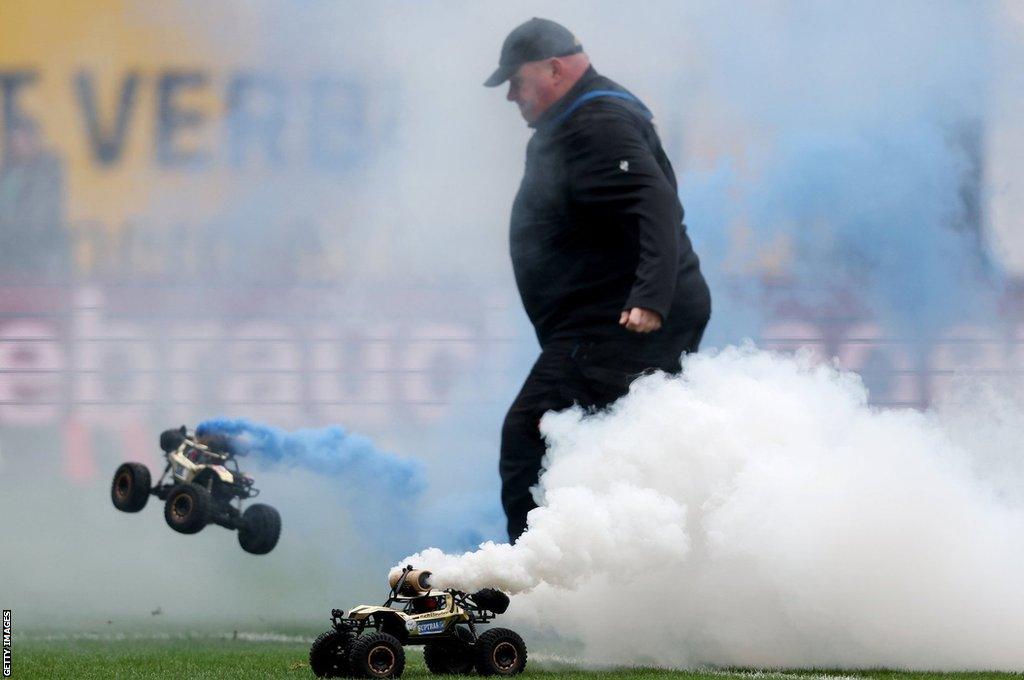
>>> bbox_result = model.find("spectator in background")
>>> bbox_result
[0,119,68,280]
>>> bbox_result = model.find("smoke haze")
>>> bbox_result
[3,2,1024,671]
[402,346,1024,669]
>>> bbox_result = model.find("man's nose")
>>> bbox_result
[506,84,516,102]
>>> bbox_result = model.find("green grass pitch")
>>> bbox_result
[13,637,1023,680]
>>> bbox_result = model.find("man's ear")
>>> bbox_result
[548,57,563,82]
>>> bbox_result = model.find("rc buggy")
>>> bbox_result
[110,426,281,554]
[310,565,526,678]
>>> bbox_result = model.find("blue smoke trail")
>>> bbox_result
[194,418,503,555]
[196,417,427,557]
[196,417,424,498]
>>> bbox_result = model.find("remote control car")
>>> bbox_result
[110,426,281,555]
[310,565,526,678]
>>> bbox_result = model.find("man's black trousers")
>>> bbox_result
[499,324,706,541]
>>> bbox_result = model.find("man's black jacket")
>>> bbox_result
[510,67,711,347]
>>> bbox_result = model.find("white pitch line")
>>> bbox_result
[20,631,308,643]
[525,658,863,678]
[709,671,861,680]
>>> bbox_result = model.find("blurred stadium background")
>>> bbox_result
[2,0,1024,626]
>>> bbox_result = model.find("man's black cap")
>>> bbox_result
[484,18,583,87]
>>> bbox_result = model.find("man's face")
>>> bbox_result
[506,60,559,123]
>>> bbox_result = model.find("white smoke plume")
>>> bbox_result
[399,345,1024,669]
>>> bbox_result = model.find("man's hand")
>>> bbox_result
[619,307,662,333]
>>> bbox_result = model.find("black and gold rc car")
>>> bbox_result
[310,565,525,678]
[110,426,281,554]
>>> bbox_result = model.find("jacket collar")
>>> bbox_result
[529,65,601,130]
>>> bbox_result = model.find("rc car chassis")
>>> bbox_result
[310,565,526,678]
[110,426,281,555]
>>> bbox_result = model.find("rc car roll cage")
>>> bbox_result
[157,429,261,500]
[330,565,501,644]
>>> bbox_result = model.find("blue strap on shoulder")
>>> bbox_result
[546,89,652,128]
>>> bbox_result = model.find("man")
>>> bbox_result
[486,18,712,541]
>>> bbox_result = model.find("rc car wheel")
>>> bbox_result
[471,588,510,614]
[474,628,526,676]
[111,463,151,512]
[348,632,405,679]
[237,503,282,554]
[163,484,211,534]
[310,630,353,678]
[424,627,475,674]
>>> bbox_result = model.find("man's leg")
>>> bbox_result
[673,319,708,357]
[572,320,709,409]
[500,344,575,542]
[499,322,708,541]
